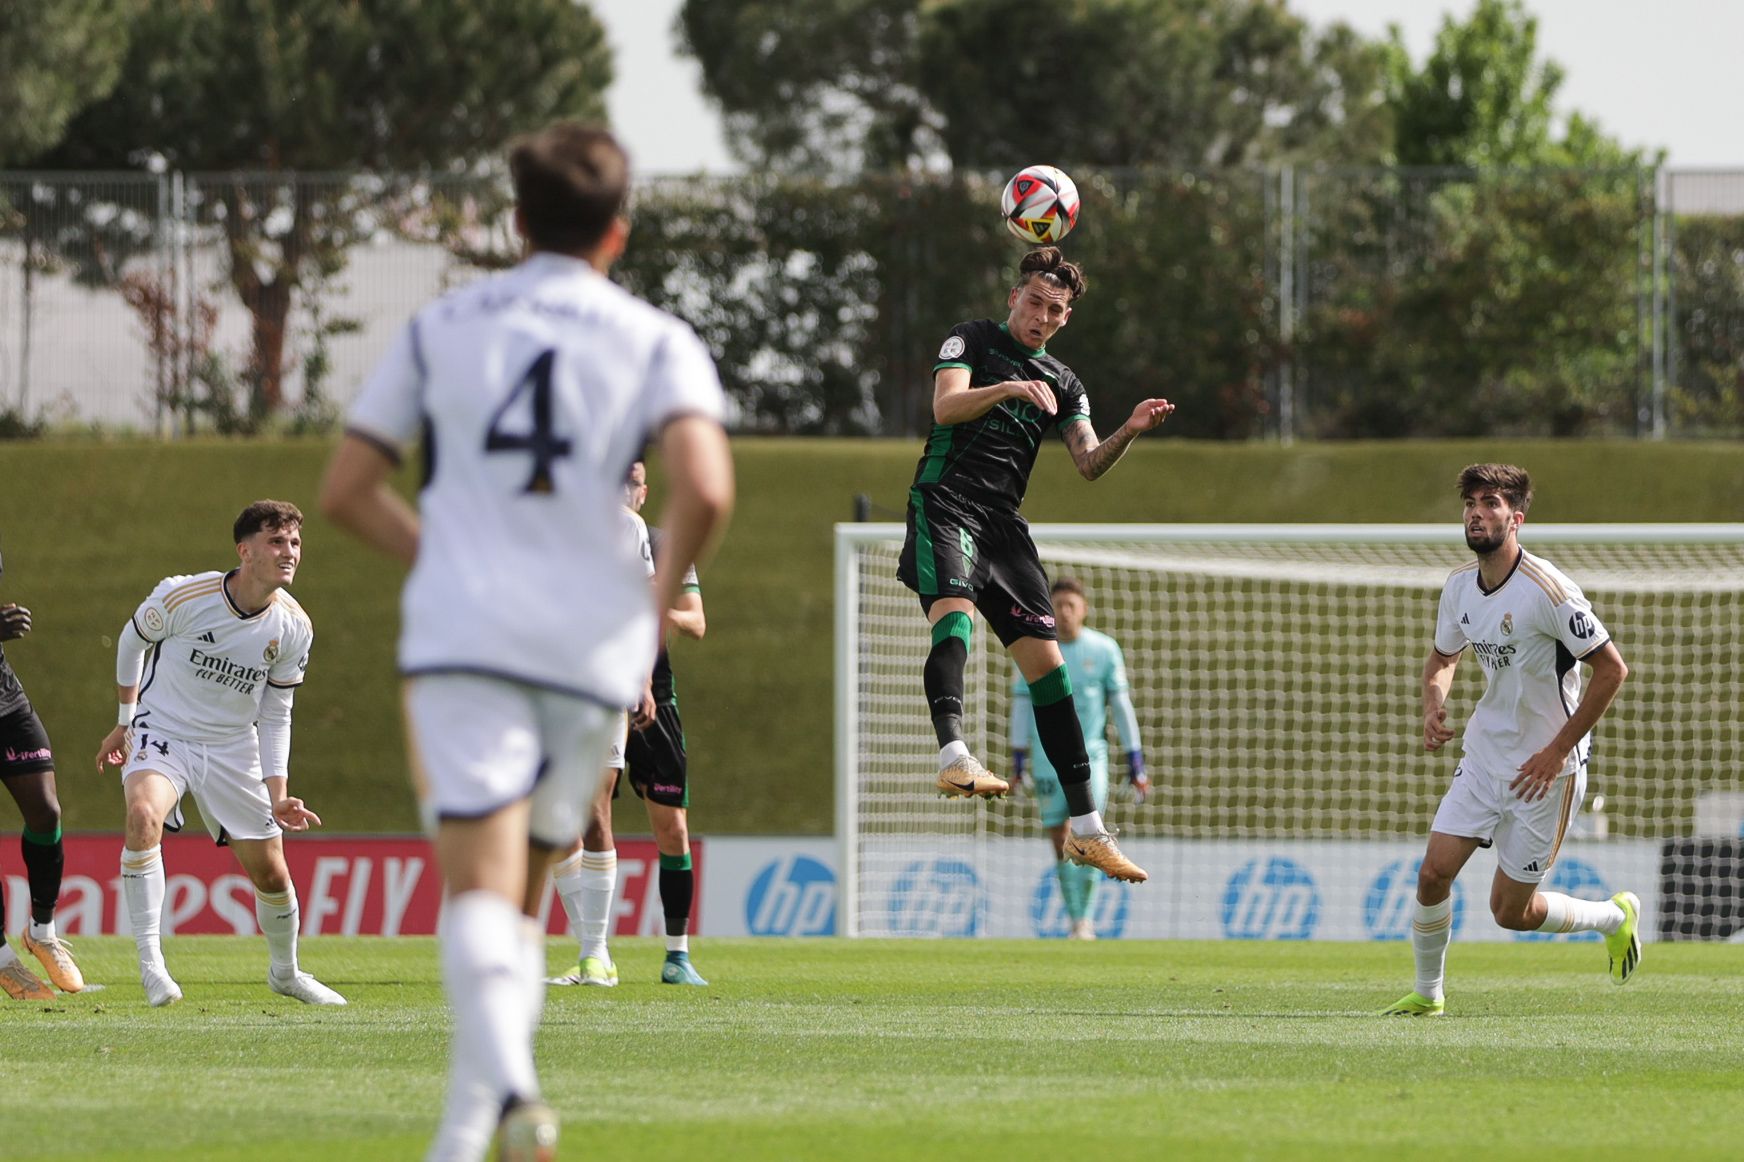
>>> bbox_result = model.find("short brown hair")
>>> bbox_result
[1457,463,1533,514]
[509,122,630,254]
[1050,575,1087,600]
[1016,246,1087,302]
[234,500,303,544]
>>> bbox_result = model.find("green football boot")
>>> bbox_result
[1605,891,1642,985]
[1380,991,1445,1017]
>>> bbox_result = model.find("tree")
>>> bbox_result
[681,0,1391,174]
[917,0,1392,170]
[0,0,138,168]
[1384,0,1643,169]
[42,0,610,422]
[678,0,938,174]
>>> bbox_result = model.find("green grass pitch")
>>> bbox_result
[2,937,1742,1160]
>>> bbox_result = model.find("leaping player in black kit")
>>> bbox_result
[897,245,1174,884]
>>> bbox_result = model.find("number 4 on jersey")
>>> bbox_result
[485,348,573,494]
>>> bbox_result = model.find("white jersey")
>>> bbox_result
[1433,549,1611,777]
[130,572,313,743]
[346,252,727,708]
[623,509,654,579]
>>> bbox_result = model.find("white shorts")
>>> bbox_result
[606,711,628,771]
[122,728,278,843]
[403,674,617,848]
[1431,759,1587,884]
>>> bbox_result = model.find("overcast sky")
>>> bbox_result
[592,0,1743,174]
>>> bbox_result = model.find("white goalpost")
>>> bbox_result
[836,523,1744,942]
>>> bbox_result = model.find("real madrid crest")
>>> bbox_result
[1500,612,1514,636]
[263,638,280,663]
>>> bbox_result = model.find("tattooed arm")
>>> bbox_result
[1063,398,1176,481]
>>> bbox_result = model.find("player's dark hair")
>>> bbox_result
[1050,575,1087,600]
[1458,463,1533,514]
[509,122,630,255]
[234,500,303,544]
[1016,246,1087,302]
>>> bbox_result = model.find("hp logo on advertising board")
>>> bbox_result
[1364,859,1465,941]
[1515,858,1607,942]
[746,855,837,936]
[1222,857,1320,940]
[886,858,983,937]
[1029,866,1130,938]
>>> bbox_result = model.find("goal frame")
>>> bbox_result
[834,521,1744,938]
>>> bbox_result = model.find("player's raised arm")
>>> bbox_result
[1061,398,1176,482]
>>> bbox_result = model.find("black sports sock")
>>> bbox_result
[924,612,972,748]
[1029,666,1095,816]
[659,853,694,939]
[21,826,63,926]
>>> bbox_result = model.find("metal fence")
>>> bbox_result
[1,167,1740,438]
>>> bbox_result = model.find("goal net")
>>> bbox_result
[836,523,1744,942]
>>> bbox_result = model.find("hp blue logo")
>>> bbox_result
[746,855,837,936]
[887,858,983,936]
[1364,859,1465,941]
[1515,857,1607,943]
[1222,857,1320,940]
[1029,867,1130,938]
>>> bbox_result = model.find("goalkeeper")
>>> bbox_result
[1010,577,1147,938]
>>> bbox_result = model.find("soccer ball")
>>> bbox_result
[1000,165,1081,245]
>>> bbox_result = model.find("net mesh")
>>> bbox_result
[841,526,1744,939]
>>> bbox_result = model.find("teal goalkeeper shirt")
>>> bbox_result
[1010,628,1141,779]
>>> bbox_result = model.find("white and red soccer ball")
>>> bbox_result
[1000,165,1081,245]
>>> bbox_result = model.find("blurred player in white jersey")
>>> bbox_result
[321,123,733,1162]
[94,501,344,1009]
[1009,577,1146,940]
[1384,464,1638,1018]
[550,459,711,988]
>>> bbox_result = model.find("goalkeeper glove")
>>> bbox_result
[1126,751,1150,804]
[1010,749,1028,795]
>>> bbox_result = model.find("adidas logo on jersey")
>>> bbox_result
[1460,613,1470,625]
[198,631,217,643]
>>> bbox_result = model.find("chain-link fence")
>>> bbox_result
[1,167,1740,438]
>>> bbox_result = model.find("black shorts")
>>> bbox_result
[897,486,1057,646]
[617,702,688,808]
[0,702,55,778]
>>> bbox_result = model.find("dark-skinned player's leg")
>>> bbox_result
[1,762,85,993]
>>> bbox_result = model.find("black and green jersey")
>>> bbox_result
[910,319,1091,510]
[0,544,26,716]
[647,527,699,707]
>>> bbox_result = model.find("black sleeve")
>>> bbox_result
[932,320,985,373]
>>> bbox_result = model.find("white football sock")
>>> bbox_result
[430,891,540,1162]
[256,887,300,976]
[554,848,616,963]
[520,916,547,1030]
[121,845,166,966]
[27,918,56,943]
[938,740,970,768]
[1537,891,1625,935]
[1412,897,1455,1001]
[1068,810,1106,838]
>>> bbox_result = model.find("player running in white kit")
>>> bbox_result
[1384,464,1639,1018]
[321,123,733,1162]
